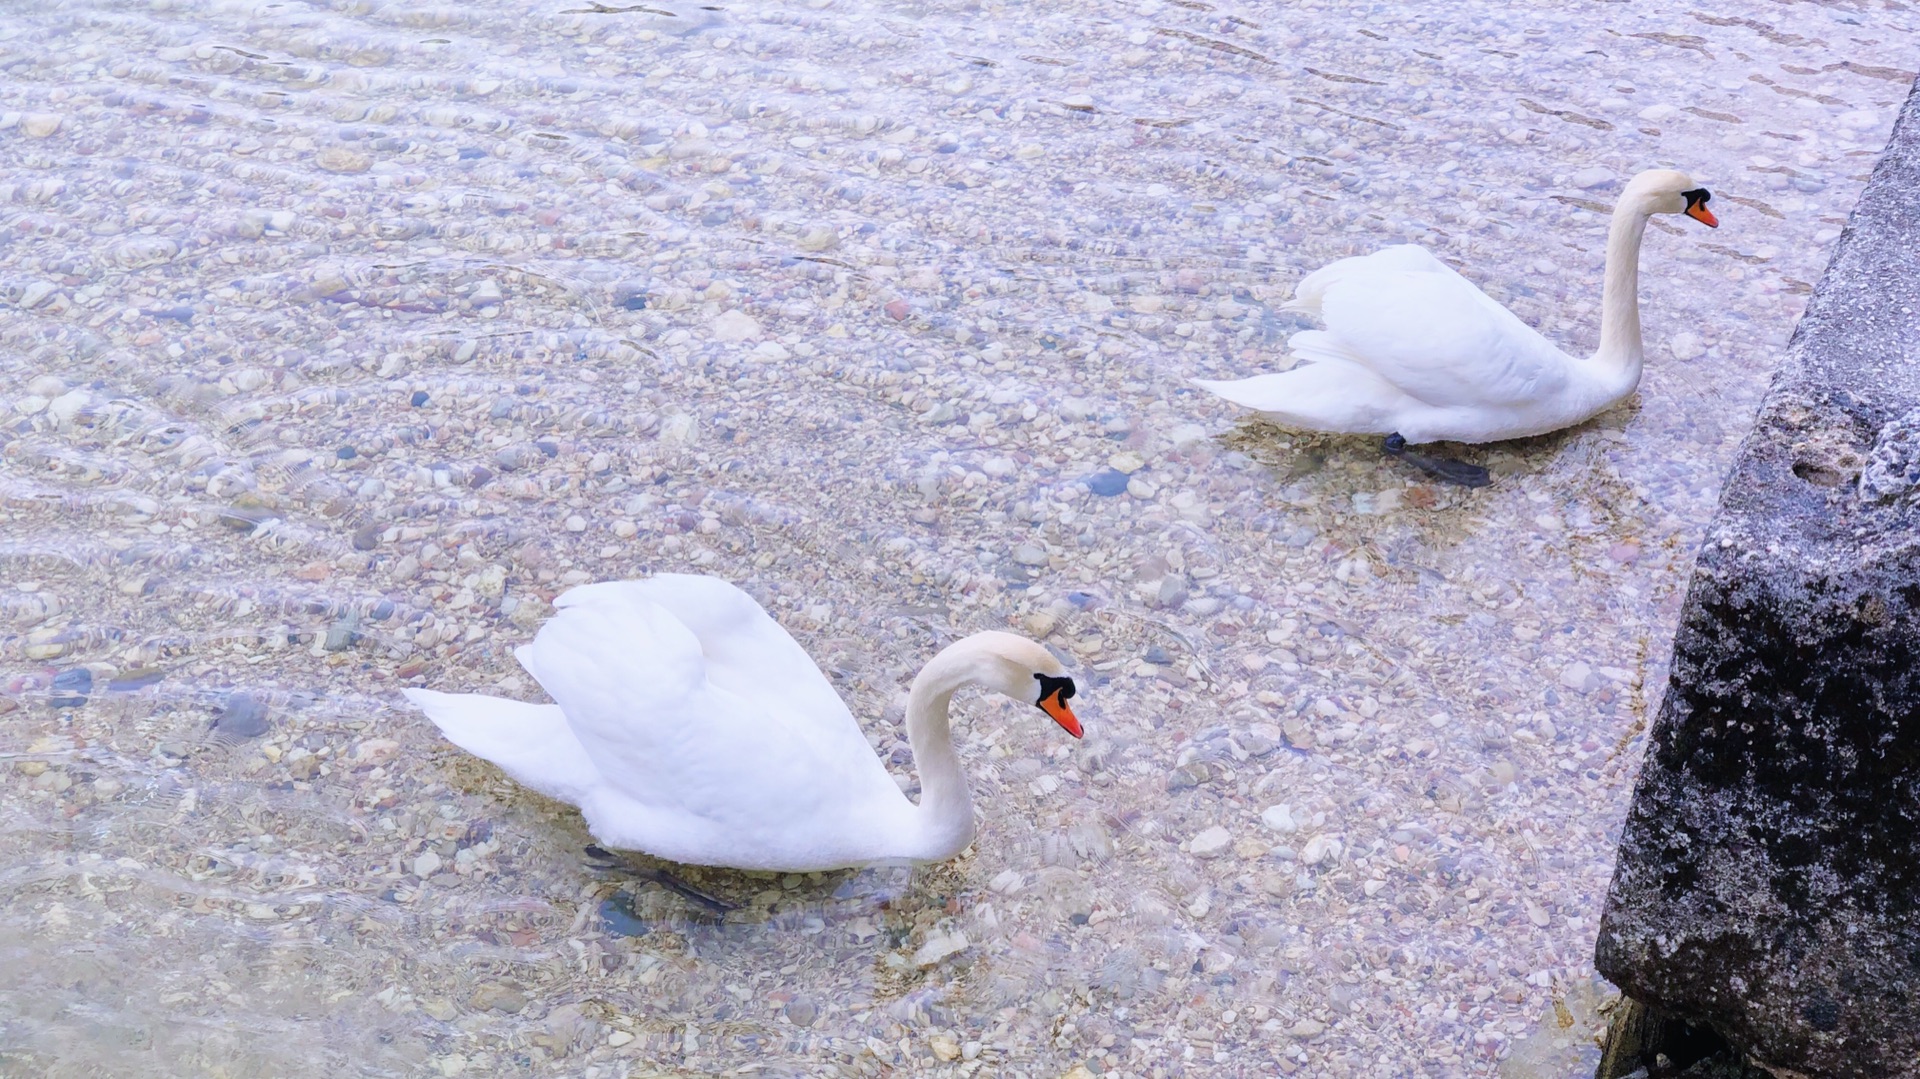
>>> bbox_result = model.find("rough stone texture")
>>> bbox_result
[1595,79,1920,1079]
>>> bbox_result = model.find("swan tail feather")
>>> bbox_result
[1192,358,1404,434]
[401,688,597,805]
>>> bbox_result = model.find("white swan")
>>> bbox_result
[1194,169,1718,485]
[401,575,1081,873]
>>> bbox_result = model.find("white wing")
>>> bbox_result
[1287,243,1453,315]
[558,576,859,746]
[513,579,904,840]
[1303,244,1575,409]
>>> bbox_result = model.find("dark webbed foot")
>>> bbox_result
[584,845,737,914]
[1383,433,1492,488]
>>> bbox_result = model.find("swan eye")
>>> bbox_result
[1034,672,1075,703]
[1681,188,1711,208]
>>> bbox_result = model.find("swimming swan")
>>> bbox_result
[1194,169,1718,485]
[402,575,1082,872]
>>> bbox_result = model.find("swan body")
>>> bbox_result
[401,575,1080,872]
[1195,169,1718,445]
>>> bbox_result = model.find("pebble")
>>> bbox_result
[1299,835,1341,866]
[538,1003,598,1054]
[414,851,443,877]
[23,629,69,660]
[929,1033,961,1061]
[711,310,761,341]
[1559,661,1597,693]
[1260,804,1298,833]
[1013,544,1048,566]
[21,113,62,138]
[106,667,165,692]
[1282,718,1314,749]
[912,929,969,967]
[1164,762,1211,791]
[1570,167,1614,190]
[1241,723,1282,756]
[1154,577,1189,609]
[1085,469,1130,497]
[1190,826,1233,858]
[783,999,818,1027]
[1668,332,1705,361]
[19,281,57,309]
[494,444,536,471]
[49,668,92,708]
[324,614,361,652]
[354,738,402,765]
[599,895,650,938]
[213,691,270,738]
[46,391,87,427]
[467,981,527,1014]
[316,147,371,173]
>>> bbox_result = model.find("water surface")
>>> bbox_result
[2,0,1915,1075]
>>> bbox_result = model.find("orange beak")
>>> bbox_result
[1685,203,1718,228]
[1040,692,1082,738]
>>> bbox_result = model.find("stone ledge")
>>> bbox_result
[1593,76,1920,1079]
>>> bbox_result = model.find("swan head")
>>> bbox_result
[943,630,1083,739]
[1624,168,1717,228]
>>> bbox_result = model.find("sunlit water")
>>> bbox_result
[1,0,1914,1075]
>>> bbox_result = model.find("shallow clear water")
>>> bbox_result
[1,0,1914,1075]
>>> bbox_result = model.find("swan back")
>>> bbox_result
[510,578,909,865]
[548,576,852,728]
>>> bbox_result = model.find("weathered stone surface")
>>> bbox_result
[1595,79,1920,1078]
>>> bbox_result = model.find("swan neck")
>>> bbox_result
[1595,201,1650,377]
[903,649,979,859]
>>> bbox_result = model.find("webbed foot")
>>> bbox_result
[584,845,737,914]
[1383,433,1491,488]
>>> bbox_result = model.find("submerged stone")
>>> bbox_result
[599,895,650,938]
[1085,469,1129,497]
[49,668,92,708]
[214,691,270,738]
